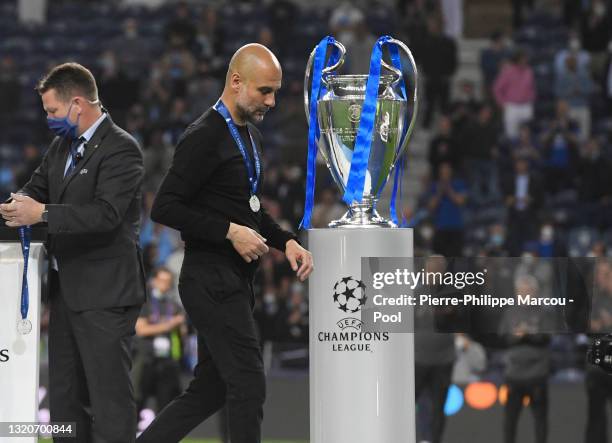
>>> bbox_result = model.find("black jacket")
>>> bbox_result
[21,115,146,311]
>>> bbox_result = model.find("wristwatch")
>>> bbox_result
[41,205,48,223]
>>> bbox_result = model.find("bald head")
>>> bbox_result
[226,43,281,85]
[221,43,282,124]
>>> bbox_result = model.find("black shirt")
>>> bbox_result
[151,107,297,276]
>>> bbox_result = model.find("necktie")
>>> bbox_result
[64,136,85,178]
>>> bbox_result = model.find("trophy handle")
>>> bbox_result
[303,40,346,124]
[384,38,419,163]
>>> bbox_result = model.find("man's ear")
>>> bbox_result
[230,72,242,92]
[72,97,84,115]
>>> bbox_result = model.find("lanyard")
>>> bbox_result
[300,35,341,229]
[18,226,31,322]
[213,100,261,196]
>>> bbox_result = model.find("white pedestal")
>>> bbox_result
[0,241,44,443]
[308,228,415,443]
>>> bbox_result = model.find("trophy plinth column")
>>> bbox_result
[0,227,45,443]
[308,228,415,443]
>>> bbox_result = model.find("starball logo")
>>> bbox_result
[317,276,389,352]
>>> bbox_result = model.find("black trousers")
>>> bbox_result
[137,255,265,443]
[503,379,548,443]
[585,365,612,443]
[415,363,453,443]
[137,358,182,413]
[48,271,140,443]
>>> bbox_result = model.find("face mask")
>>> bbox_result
[491,233,504,246]
[47,102,79,139]
[569,38,580,51]
[540,225,554,243]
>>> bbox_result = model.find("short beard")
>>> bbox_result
[235,102,258,125]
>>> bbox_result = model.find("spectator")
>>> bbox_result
[274,282,308,343]
[160,46,196,98]
[14,144,42,189]
[554,31,591,78]
[452,79,481,114]
[540,100,580,194]
[135,267,186,413]
[414,255,460,443]
[125,104,148,148]
[427,162,467,257]
[418,15,458,128]
[580,0,611,79]
[502,157,543,256]
[510,123,540,164]
[344,19,377,75]
[266,0,298,59]
[329,1,364,43]
[463,103,501,204]
[143,127,174,193]
[578,137,612,228]
[501,275,551,443]
[554,53,594,140]
[534,221,566,257]
[97,50,141,127]
[106,18,154,79]
[163,97,192,145]
[578,137,611,203]
[493,49,536,139]
[163,1,197,50]
[0,56,20,126]
[428,115,459,177]
[142,61,173,123]
[195,6,224,66]
[484,223,509,256]
[510,0,534,29]
[480,31,511,99]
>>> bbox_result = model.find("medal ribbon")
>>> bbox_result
[300,35,341,229]
[18,225,31,322]
[214,100,261,197]
[344,35,408,212]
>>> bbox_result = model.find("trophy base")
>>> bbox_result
[328,198,396,228]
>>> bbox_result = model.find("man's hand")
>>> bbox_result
[0,193,45,227]
[285,239,314,282]
[226,222,269,263]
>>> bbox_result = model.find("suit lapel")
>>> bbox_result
[50,138,70,202]
[57,116,113,200]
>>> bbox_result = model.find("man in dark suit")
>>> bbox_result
[0,62,145,443]
[502,156,544,256]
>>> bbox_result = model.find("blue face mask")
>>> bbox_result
[47,102,80,139]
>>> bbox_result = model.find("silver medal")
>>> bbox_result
[17,318,32,335]
[249,195,260,212]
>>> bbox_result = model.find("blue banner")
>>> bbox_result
[300,36,341,229]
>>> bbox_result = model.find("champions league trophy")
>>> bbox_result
[302,35,418,228]
[305,36,418,443]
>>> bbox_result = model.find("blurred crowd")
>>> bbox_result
[2,0,612,438]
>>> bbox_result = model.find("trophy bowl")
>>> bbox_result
[304,37,418,228]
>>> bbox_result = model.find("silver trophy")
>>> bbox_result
[304,38,418,227]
